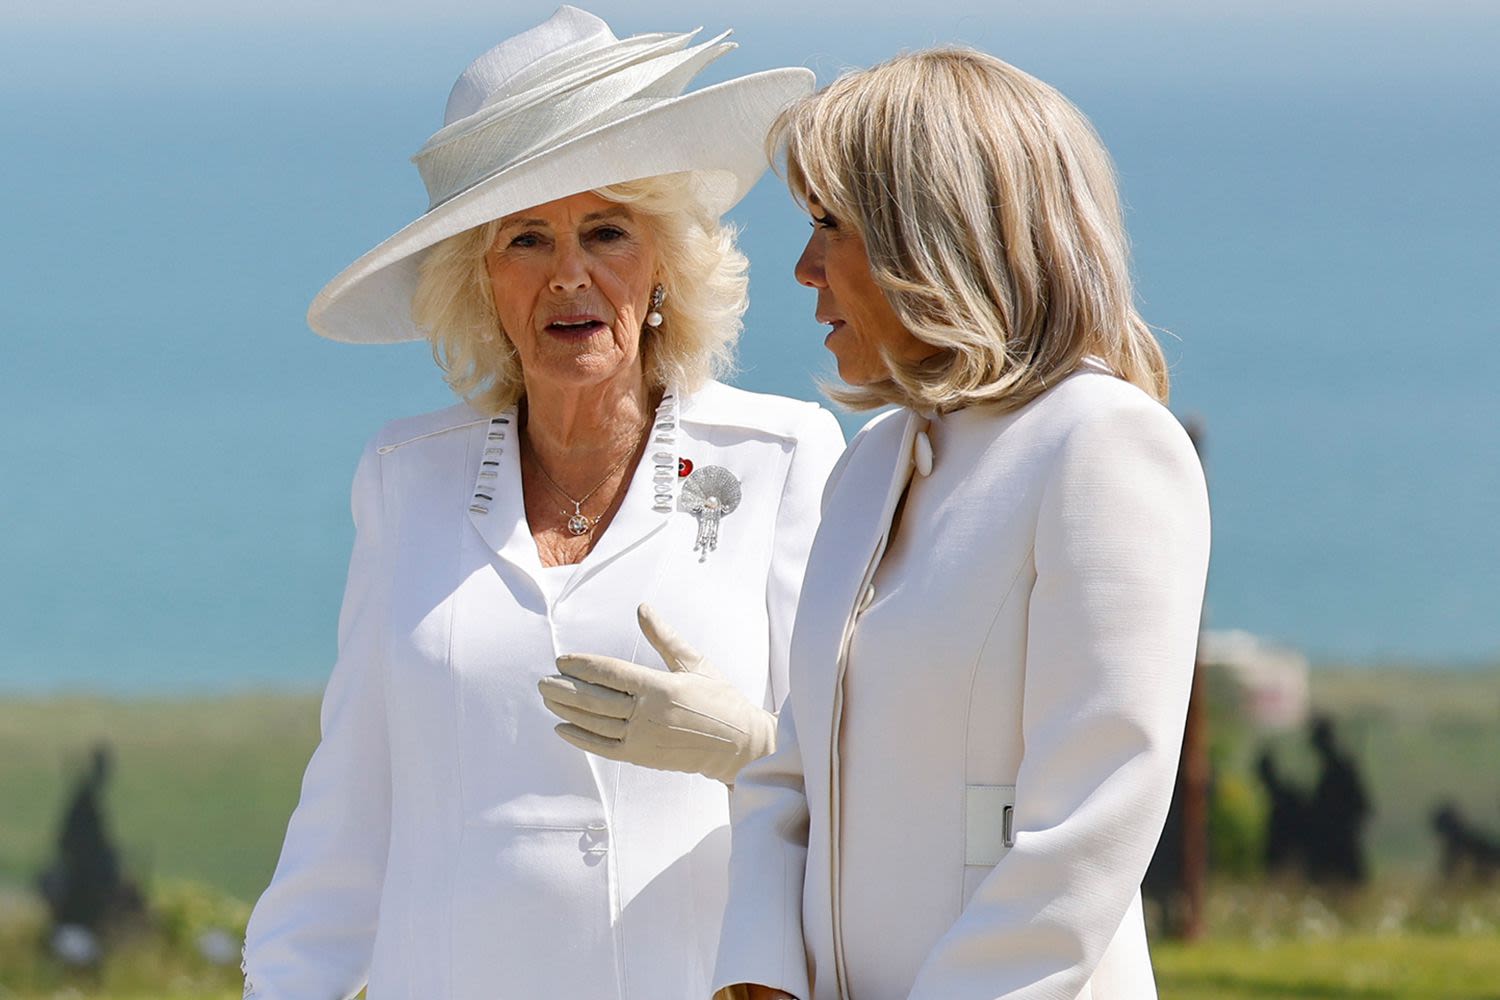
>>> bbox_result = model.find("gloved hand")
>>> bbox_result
[538,604,775,784]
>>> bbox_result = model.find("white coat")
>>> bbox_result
[243,380,845,1000]
[713,367,1211,1000]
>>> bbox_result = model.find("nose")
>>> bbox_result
[794,231,825,288]
[549,238,591,293]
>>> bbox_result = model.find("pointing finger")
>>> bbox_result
[556,653,652,694]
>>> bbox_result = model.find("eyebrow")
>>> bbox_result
[497,207,634,230]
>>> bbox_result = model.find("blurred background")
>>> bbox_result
[2,1,1497,997]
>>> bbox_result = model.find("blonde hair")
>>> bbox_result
[412,173,748,412]
[772,47,1168,412]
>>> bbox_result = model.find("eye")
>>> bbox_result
[507,231,545,249]
[590,225,628,242]
[810,212,838,230]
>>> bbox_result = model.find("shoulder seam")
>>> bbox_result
[376,416,489,454]
[679,392,827,441]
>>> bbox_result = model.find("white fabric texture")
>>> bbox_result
[534,562,577,604]
[713,369,1211,1000]
[242,381,844,1000]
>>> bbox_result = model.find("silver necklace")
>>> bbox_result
[525,421,648,536]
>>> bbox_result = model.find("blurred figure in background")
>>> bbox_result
[1257,749,1308,877]
[1431,802,1500,884]
[1305,714,1371,886]
[37,744,145,963]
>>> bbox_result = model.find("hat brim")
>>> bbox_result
[308,67,814,344]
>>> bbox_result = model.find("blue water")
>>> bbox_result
[2,11,1497,692]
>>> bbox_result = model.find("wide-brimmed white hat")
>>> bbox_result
[308,5,813,344]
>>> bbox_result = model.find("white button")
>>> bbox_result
[914,431,933,477]
[581,824,609,856]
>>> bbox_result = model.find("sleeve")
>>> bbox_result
[242,438,393,1000]
[908,398,1211,1000]
[762,405,846,709]
[710,406,845,1000]
[711,702,814,1000]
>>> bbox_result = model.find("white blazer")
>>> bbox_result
[243,380,845,1000]
[713,368,1211,1000]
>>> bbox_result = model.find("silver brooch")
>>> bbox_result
[678,465,741,560]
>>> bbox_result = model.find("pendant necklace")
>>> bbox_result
[525,421,649,536]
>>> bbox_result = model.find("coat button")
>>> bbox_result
[580,824,609,865]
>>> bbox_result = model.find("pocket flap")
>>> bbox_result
[965,784,1017,866]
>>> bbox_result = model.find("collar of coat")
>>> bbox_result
[368,379,827,599]
[373,378,817,456]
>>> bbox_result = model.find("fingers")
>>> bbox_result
[637,603,707,674]
[543,700,628,741]
[538,674,634,720]
[555,653,652,694]
[554,723,626,758]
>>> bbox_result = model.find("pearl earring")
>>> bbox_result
[646,284,665,328]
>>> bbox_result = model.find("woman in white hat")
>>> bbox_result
[712,49,1210,1000]
[241,8,842,999]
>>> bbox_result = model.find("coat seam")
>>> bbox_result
[370,436,397,999]
[445,423,475,997]
[958,543,1034,913]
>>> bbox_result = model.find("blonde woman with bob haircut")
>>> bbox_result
[242,9,846,1000]
[713,48,1210,1000]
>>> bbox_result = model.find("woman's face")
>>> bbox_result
[794,198,937,386]
[486,191,659,394]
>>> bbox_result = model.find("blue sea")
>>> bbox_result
[2,9,1497,692]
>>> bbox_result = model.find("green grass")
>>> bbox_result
[0,694,320,902]
[1154,934,1500,999]
[1147,877,1500,998]
[0,888,245,999]
[2,885,1496,1000]
[3,668,1496,900]
[0,669,1497,997]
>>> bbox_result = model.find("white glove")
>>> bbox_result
[538,604,776,784]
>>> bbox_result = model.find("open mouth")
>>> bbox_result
[546,317,607,336]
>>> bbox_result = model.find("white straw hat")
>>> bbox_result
[308,5,813,344]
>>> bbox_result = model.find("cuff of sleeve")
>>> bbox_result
[712,962,809,1000]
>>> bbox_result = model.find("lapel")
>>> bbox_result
[464,405,545,581]
[792,408,922,766]
[565,389,683,597]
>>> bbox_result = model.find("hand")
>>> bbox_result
[538,604,775,784]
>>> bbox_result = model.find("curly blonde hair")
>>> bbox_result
[772,47,1168,413]
[412,173,748,411]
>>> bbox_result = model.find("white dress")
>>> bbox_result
[243,380,845,1000]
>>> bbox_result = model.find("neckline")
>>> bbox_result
[464,386,684,602]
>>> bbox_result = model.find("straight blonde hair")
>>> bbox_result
[412,173,748,412]
[772,47,1168,412]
